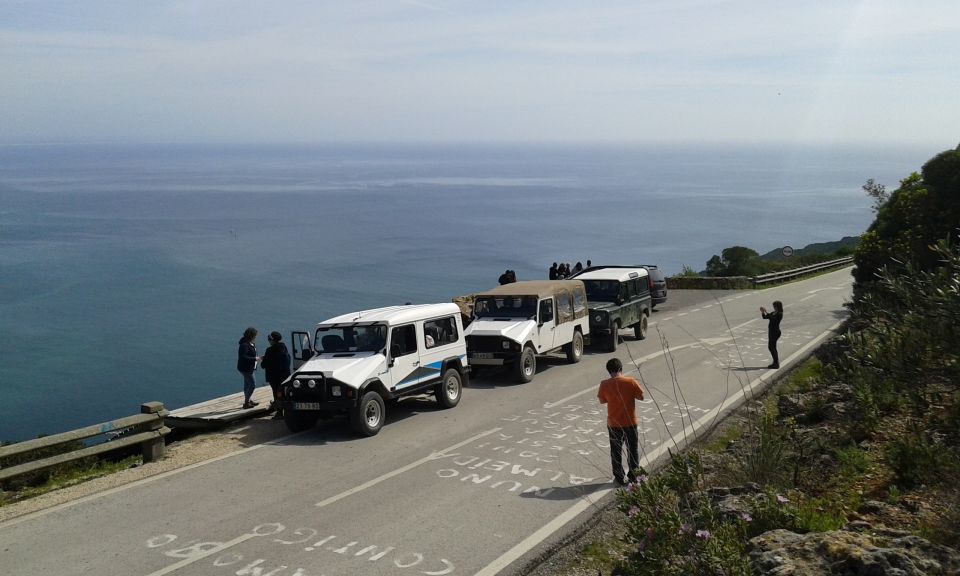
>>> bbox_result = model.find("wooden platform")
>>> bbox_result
[166,386,275,430]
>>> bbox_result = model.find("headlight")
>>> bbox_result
[307,379,317,389]
[331,386,342,397]
[293,379,302,389]
[501,340,510,350]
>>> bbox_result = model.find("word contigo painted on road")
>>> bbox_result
[145,523,454,576]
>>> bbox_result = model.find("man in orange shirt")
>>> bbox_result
[597,357,645,485]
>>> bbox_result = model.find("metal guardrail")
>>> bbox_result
[0,402,170,483]
[751,256,854,287]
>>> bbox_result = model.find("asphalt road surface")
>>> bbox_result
[0,268,853,576]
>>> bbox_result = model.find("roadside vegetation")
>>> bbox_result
[563,144,960,575]
[0,440,143,506]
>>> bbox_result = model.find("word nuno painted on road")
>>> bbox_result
[145,523,454,576]
[432,400,712,497]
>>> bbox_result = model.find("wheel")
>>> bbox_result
[350,391,385,436]
[283,410,319,433]
[565,330,584,363]
[435,368,462,409]
[515,347,536,383]
[605,324,620,352]
[634,315,648,340]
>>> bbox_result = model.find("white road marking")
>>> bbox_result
[315,427,501,508]
[473,320,844,576]
[144,532,258,576]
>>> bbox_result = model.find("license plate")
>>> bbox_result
[472,352,494,359]
[294,402,321,410]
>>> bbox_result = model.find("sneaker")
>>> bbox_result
[767,364,779,369]
[248,400,259,407]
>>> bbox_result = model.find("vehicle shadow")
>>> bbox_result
[518,481,613,501]
[467,355,567,389]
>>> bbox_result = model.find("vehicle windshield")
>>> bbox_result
[314,324,387,354]
[582,280,620,302]
[473,296,538,319]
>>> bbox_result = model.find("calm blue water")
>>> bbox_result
[0,142,932,441]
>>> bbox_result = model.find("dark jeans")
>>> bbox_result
[241,371,256,403]
[608,426,640,481]
[768,331,781,366]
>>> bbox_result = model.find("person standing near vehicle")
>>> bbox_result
[549,262,559,280]
[597,357,645,485]
[760,300,783,369]
[261,331,291,417]
[237,327,261,409]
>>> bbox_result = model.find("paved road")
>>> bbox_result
[0,268,853,576]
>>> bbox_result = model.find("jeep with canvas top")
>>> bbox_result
[283,303,469,436]
[464,280,589,383]
[570,265,653,352]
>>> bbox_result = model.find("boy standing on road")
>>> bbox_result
[597,357,645,485]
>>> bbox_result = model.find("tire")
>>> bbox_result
[515,347,536,383]
[605,324,620,352]
[565,330,584,363]
[350,391,385,436]
[634,314,649,340]
[435,368,462,409]
[284,410,319,433]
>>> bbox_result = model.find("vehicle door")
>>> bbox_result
[421,315,458,382]
[388,323,421,391]
[290,331,314,371]
[554,290,576,347]
[623,280,640,327]
[536,298,556,352]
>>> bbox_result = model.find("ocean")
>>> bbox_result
[0,142,933,441]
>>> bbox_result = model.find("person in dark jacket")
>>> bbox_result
[261,331,291,417]
[760,301,783,369]
[549,262,559,280]
[237,327,261,409]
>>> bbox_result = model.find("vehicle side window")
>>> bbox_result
[572,288,587,315]
[627,279,639,299]
[390,325,417,357]
[637,277,650,296]
[556,291,574,324]
[539,299,554,324]
[423,316,458,348]
[619,282,629,302]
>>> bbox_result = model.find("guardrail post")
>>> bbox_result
[140,402,168,463]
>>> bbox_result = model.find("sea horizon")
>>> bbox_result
[0,141,941,441]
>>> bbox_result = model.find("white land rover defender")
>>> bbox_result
[283,303,469,436]
[464,280,590,383]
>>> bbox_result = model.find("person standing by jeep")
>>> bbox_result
[760,300,784,369]
[597,357,645,485]
[237,327,261,409]
[261,331,291,417]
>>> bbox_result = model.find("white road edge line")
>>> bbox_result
[315,427,501,508]
[473,320,844,576]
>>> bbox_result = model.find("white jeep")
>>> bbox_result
[464,280,590,383]
[283,303,469,436]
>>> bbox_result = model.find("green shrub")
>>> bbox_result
[885,429,951,488]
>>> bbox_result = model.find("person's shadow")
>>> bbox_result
[518,481,613,501]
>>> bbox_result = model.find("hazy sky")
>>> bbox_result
[2,1,958,145]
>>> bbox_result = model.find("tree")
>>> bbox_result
[721,246,761,276]
[705,255,724,276]
[853,144,960,293]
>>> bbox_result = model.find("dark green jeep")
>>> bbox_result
[570,266,652,352]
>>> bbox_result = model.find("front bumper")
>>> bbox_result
[468,351,519,366]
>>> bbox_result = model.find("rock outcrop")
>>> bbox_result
[749,528,960,575]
